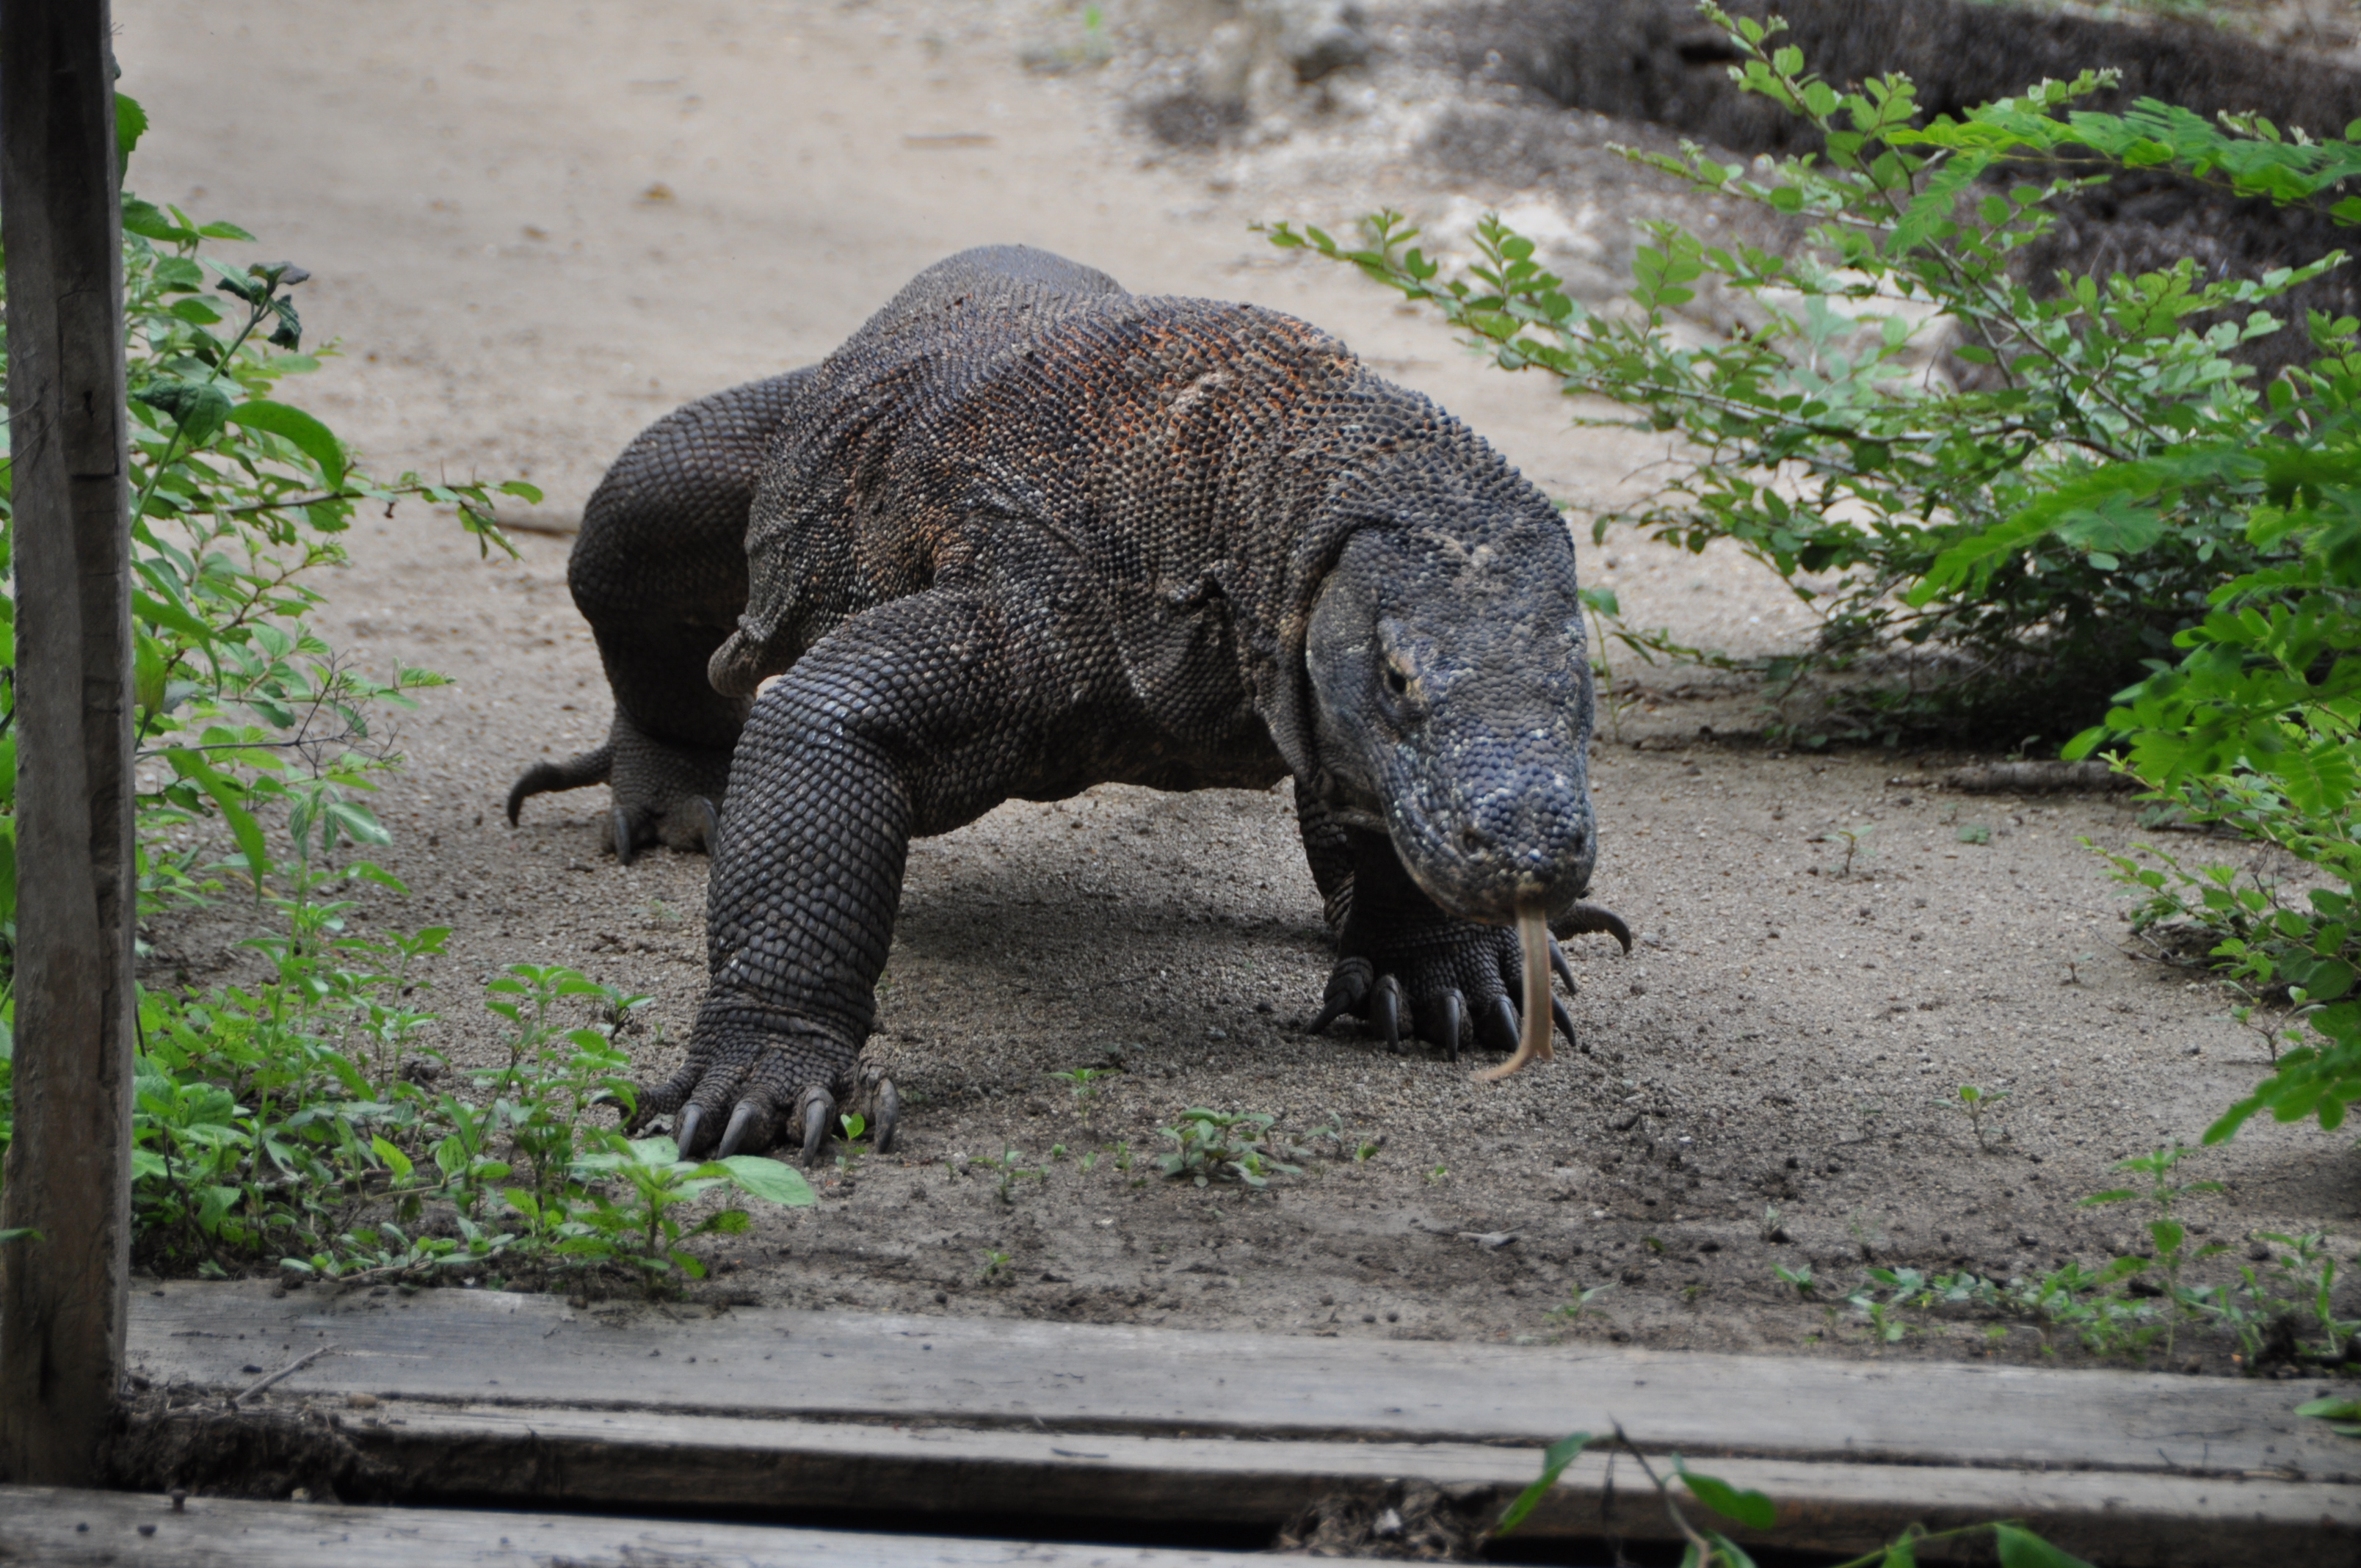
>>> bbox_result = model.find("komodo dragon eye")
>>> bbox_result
[1382,661,1410,697]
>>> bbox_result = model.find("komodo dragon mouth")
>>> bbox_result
[506,244,1628,1162]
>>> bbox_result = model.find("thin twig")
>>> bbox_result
[1610,1422,1717,1561]
[227,1343,333,1406]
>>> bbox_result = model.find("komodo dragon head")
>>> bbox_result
[1288,443,1621,1077]
[1306,524,1598,924]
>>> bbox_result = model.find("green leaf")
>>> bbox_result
[2296,1395,2361,1436]
[120,197,190,242]
[691,1208,754,1237]
[324,800,394,847]
[1494,1431,1590,1536]
[115,92,148,176]
[1677,1460,1775,1531]
[134,590,217,646]
[133,378,233,446]
[712,1155,819,1208]
[227,399,347,491]
[134,633,168,717]
[2054,493,2166,558]
[1700,1531,1760,1568]
[153,256,204,292]
[371,1136,415,1184]
[162,747,270,892]
[1995,1525,2094,1568]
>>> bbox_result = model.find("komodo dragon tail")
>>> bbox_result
[506,742,614,826]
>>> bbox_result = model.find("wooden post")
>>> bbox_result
[0,0,139,1485]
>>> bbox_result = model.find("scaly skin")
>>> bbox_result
[508,247,1628,1163]
[507,369,809,860]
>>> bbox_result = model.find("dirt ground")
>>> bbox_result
[117,0,2357,1370]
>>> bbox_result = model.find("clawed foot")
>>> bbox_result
[1309,930,1581,1061]
[1308,901,1631,1066]
[633,1033,900,1168]
[606,794,722,867]
[507,712,733,864]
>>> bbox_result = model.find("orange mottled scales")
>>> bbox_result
[507,246,1630,1165]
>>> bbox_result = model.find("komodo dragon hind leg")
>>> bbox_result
[506,711,733,864]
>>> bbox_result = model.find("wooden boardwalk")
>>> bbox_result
[112,1282,2359,1564]
[0,1486,1382,1567]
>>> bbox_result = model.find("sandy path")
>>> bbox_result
[115,0,2353,1365]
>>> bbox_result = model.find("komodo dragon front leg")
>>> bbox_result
[631,562,1125,1165]
[1294,794,1630,1061]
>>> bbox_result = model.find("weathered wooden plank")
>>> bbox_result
[0,0,139,1488]
[0,1486,1382,1568]
[339,1401,2357,1565]
[128,1282,2358,1481]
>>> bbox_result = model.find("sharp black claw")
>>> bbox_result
[799,1090,836,1169]
[1478,995,1520,1056]
[1420,989,1465,1064]
[696,796,722,855]
[612,805,637,867]
[717,1100,761,1159]
[1551,997,1579,1051]
[1371,974,1404,1053]
[1551,902,1633,954]
[676,1103,704,1158]
[873,1078,901,1153]
[1549,937,1578,995]
[1312,958,1373,1033]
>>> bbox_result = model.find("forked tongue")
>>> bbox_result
[1478,900,1554,1083]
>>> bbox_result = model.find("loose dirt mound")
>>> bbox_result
[117,0,2357,1371]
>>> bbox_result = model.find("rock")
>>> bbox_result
[1252,0,1371,81]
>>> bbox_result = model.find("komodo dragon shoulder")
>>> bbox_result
[509,245,1628,1161]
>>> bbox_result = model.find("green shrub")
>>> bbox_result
[0,92,540,945]
[1269,2,2354,742]
[2059,450,2361,1138]
[0,102,813,1290]
[1277,1,2361,1143]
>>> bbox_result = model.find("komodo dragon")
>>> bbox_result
[509,246,1629,1163]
